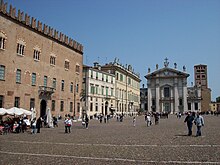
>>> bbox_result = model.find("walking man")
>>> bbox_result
[194,112,204,137]
[184,111,195,136]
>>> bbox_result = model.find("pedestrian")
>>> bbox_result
[146,113,151,127]
[184,111,195,136]
[133,116,136,127]
[64,116,72,133]
[31,118,37,134]
[36,117,42,133]
[154,113,159,125]
[194,112,204,137]
[85,115,89,129]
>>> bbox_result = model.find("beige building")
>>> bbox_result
[0,1,83,118]
[194,64,211,112]
[101,58,141,115]
[82,63,115,118]
[209,102,220,112]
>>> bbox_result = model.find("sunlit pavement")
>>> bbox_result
[1,115,220,165]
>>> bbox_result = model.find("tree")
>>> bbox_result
[216,96,220,103]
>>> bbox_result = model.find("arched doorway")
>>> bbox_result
[40,99,47,117]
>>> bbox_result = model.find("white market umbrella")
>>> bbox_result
[19,108,32,116]
[46,108,53,128]
[0,108,7,115]
[7,107,24,116]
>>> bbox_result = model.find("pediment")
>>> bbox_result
[145,67,189,79]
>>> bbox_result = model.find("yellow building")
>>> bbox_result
[100,59,141,115]
[209,102,220,112]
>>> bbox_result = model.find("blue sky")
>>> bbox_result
[5,0,220,100]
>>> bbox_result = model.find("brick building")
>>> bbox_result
[0,1,83,118]
[194,64,211,112]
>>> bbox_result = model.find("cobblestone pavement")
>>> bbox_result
[0,115,220,165]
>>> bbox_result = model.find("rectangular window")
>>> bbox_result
[90,70,93,78]
[0,95,4,108]
[164,87,170,97]
[116,73,119,80]
[32,73,36,86]
[17,43,25,55]
[102,73,104,81]
[95,85,99,94]
[77,103,80,113]
[0,37,6,49]
[106,87,109,96]
[70,102,73,112]
[188,103,191,110]
[96,72,98,80]
[90,103,93,112]
[96,103,98,112]
[70,82,73,93]
[120,74,123,81]
[52,100,55,111]
[128,78,131,85]
[0,65,5,80]
[101,86,104,95]
[65,61,70,70]
[50,56,56,65]
[60,101,64,111]
[33,50,40,61]
[111,88,114,96]
[106,75,108,82]
[30,98,35,110]
[44,76,47,87]
[76,84,79,93]
[61,80,64,91]
[52,78,56,89]
[16,69,21,83]
[179,98,183,106]
[14,97,20,108]
[90,84,95,94]
[195,102,198,110]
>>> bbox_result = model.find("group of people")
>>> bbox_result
[184,111,205,137]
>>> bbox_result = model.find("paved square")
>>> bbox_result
[0,115,220,164]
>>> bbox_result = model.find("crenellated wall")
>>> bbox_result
[0,0,83,54]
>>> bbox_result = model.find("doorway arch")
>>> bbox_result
[40,99,47,117]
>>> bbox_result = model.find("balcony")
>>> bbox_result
[38,86,55,96]
[160,97,174,101]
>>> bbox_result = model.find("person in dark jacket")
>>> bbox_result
[85,115,89,129]
[36,117,42,133]
[184,111,195,136]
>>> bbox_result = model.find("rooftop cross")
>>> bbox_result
[164,57,169,67]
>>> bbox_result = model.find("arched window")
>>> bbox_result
[17,38,26,56]
[0,31,7,50]
[33,45,41,61]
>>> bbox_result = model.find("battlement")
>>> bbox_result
[0,0,83,54]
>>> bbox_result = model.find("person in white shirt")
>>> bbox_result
[64,117,72,133]
[194,112,204,137]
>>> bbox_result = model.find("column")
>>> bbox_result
[174,78,179,114]
[183,79,188,113]
[148,84,152,112]
[156,81,160,112]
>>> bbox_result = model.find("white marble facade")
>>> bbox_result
[145,60,189,114]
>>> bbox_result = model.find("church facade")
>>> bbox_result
[145,59,189,114]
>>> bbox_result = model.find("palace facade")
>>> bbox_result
[82,63,115,118]
[0,1,83,118]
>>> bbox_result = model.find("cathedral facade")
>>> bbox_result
[145,59,189,114]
